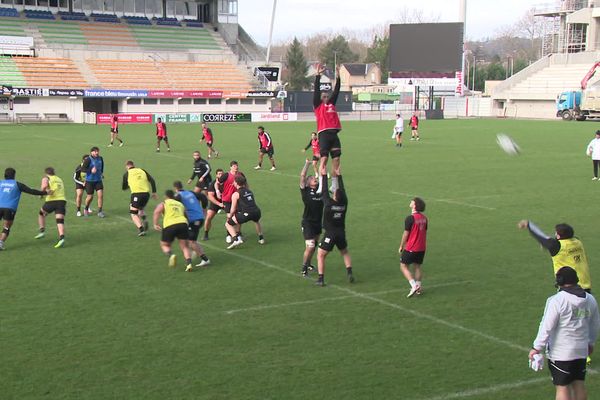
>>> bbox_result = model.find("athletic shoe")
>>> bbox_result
[208,154,211,159]
[270,166,276,171]
[227,238,244,249]
[308,264,316,272]
[202,235,209,241]
[416,137,420,141]
[83,209,90,217]
[215,152,220,158]
[258,238,265,245]
[225,235,233,244]
[410,138,415,141]
[76,211,82,217]
[0,241,4,250]
[54,239,65,248]
[156,148,160,152]
[185,264,193,272]
[594,177,598,181]
[143,220,149,232]
[253,165,261,170]
[108,144,113,147]
[168,254,177,268]
[167,148,171,152]
[97,211,106,218]
[315,279,325,287]
[137,230,146,237]
[407,285,420,298]
[302,267,309,277]
[348,273,355,283]
[119,142,124,147]
[196,259,211,267]
[34,232,45,239]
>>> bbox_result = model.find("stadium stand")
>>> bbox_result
[90,13,120,23]
[58,12,89,22]
[154,17,181,27]
[24,10,55,20]
[0,18,27,37]
[86,59,252,92]
[0,56,27,86]
[184,20,204,28]
[123,15,152,25]
[36,20,89,46]
[12,57,87,88]
[0,7,19,18]
[129,25,219,50]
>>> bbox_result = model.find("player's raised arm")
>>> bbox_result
[519,219,560,254]
[300,159,311,189]
[330,67,341,104]
[313,67,323,108]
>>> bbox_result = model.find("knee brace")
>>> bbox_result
[2,226,10,237]
[129,209,139,215]
[56,218,65,225]
[227,218,237,226]
[330,148,342,159]
[305,239,316,248]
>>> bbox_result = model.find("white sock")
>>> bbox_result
[416,280,422,288]
[330,177,339,192]
[409,279,417,289]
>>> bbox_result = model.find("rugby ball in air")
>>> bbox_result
[496,133,520,155]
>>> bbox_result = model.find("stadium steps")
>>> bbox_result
[12,57,88,88]
[72,57,100,87]
[0,56,27,86]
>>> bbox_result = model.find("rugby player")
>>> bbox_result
[226,175,264,249]
[0,168,47,250]
[200,122,219,159]
[156,117,170,152]
[302,132,320,176]
[108,114,124,147]
[393,113,404,147]
[254,126,276,171]
[173,181,210,268]
[313,64,342,177]
[409,111,420,141]
[153,190,193,271]
[82,146,105,218]
[122,161,157,236]
[399,198,428,298]
[300,159,323,277]
[187,151,212,195]
[316,172,353,286]
[73,154,87,217]
[203,168,224,241]
[34,167,67,248]
[218,161,245,243]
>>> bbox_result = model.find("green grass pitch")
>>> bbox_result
[1,118,599,399]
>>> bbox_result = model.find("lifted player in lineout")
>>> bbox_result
[0,168,48,250]
[156,117,171,152]
[34,167,67,248]
[313,64,342,177]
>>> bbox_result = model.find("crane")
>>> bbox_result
[580,61,600,90]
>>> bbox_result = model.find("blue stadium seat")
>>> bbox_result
[0,7,19,17]
[25,9,55,20]
[90,13,120,23]
[184,20,204,28]
[123,15,152,25]
[155,18,181,27]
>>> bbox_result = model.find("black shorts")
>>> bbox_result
[85,181,103,195]
[318,129,342,157]
[208,200,223,213]
[302,221,322,239]
[157,135,168,141]
[411,126,418,131]
[401,250,425,265]
[195,179,211,192]
[130,192,150,210]
[75,183,84,191]
[42,200,66,215]
[161,223,189,243]
[111,128,119,134]
[549,359,587,386]
[0,208,16,221]
[312,155,320,162]
[223,201,232,214]
[206,141,213,147]
[395,130,403,136]
[188,219,204,241]
[260,147,274,157]
[236,210,261,224]
[319,230,347,252]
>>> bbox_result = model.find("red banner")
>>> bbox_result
[147,90,222,98]
[96,113,153,124]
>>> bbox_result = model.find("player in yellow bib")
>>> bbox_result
[519,220,592,291]
[122,161,157,236]
[153,190,193,271]
[35,167,67,248]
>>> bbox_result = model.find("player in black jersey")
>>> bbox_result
[226,175,264,249]
[316,172,353,286]
[203,168,225,240]
[187,151,212,194]
[300,160,323,277]
[73,155,88,217]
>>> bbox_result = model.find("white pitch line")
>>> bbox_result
[412,377,549,400]
[391,191,497,211]
[223,281,471,315]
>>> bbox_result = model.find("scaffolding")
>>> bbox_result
[537,0,591,55]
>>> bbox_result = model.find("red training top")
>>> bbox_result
[111,118,118,130]
[220,171,245,202]
[156,122,167,137]
[202,127,213,142]
[311,137,320,156]
[405,212,427,252]
[410,115,419,128]
[314,102,341,133]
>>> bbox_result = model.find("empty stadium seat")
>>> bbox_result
[90,13,120,23]
[184,20,204,28]
[59,11,89,21]
[12,57,87,88]
[0,7,19,17]
[123,15,151,25]
[25,10,55,20]
[155,17,181,27]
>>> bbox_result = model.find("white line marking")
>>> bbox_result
[223,281,471,315]
[412,377,548,400]
[391,191,497,211]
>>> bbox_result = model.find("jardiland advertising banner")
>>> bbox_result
[153,113,202,123]
[202,113,251,123]
[251,113,298,122]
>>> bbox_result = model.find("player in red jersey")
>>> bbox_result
[399,197,428,297]
[218,161,245,243]
[409,112,420,141]
[313,64,342,177]
[200,122,219,159]
[203,168,224,241]
[155,117,171,152]
[108,114,124,147]
[254,126,276,171]
[302,131,320,176]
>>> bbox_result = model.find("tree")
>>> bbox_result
[318,35,359,68]
[365,34,389,83]
[285,37,310,90]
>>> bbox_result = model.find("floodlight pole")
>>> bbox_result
[459,0,467,95]
[265,0,278,65]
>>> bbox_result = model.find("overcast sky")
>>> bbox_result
[238,0,542,45]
